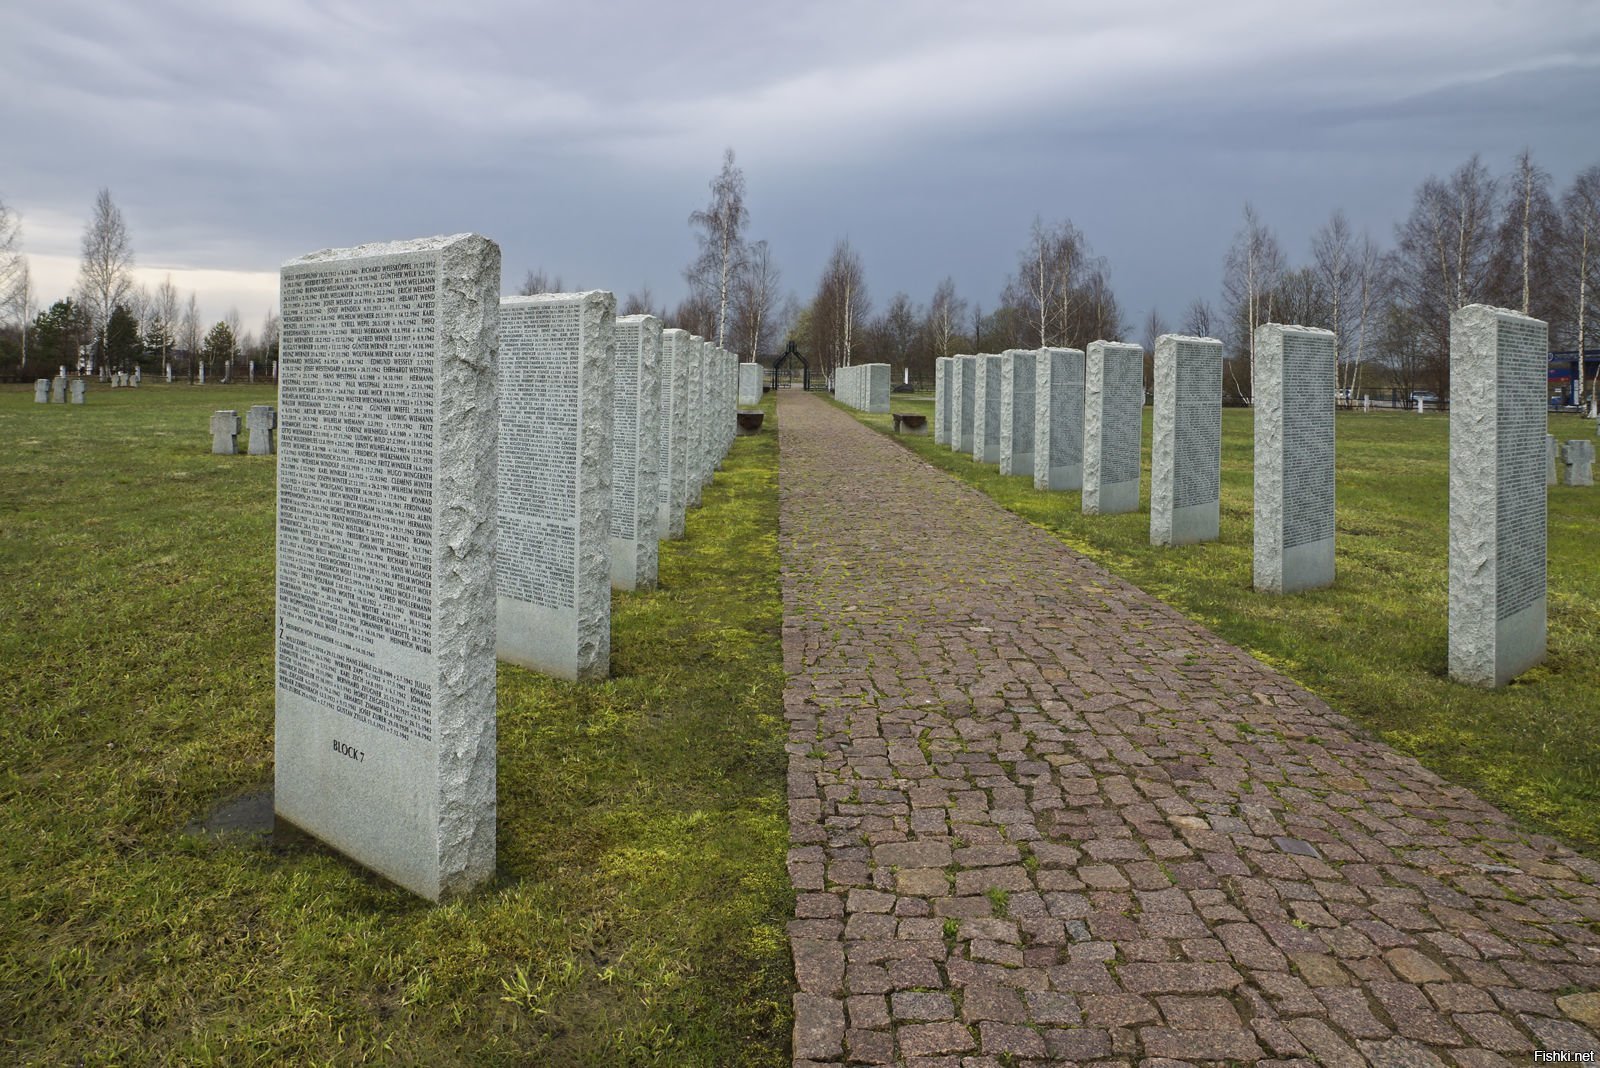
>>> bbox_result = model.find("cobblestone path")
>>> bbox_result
[777,392,1600,1067]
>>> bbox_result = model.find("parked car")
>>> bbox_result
[1409,391,1438,405]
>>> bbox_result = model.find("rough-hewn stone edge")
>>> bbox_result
[1252,325,1286,591]
[576,292,615,679]
[622,315,662,587]
[431,233,500,898]
[934,357,950,444]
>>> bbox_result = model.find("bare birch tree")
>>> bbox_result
[77,189,135,369]
[1182,298,1217,339]
[151,275,179,371]
[518,269,565,296]
[686,148,749,348]
[926,277,966,358]
[180,292,201,381]
[1563,165,1600,409]
[731,238,781,359]
[813,239,869,373]
[1221,204,1286,402]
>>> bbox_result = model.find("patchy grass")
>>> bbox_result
[850,393,1600,853]
[0,382,790,1065]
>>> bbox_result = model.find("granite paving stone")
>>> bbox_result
[777,393,1599,1064]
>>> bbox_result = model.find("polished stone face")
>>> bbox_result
[496,290,614,684]
[612,315,662,593]
[1083,341,1143,515]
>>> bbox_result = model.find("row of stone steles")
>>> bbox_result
[33,376,88,404]
[211,405,277,455]
[1547,434,1596,485]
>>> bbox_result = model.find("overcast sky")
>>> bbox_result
[4,0,1598,343]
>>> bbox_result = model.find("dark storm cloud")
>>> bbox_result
[3,0,1597,328]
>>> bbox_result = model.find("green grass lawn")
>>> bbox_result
[849,393,1600,853]
[0,382,790,1065]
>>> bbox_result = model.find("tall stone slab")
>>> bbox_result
[738,362,763,406]
[497,291,614,682]
[52,376,67,403]
[1082,341,1144,515]
[952,356,977,453]
[70,379,86,404]
[1151,335,1222,546]
[934,357,951,445]
[686,336,706,505]
[1034,348,1085,491]
[1449,305,1548,686]
[972,355,1003,464]
[657,328,692,540]
[34,379,49,403]
[246,404,276,455]
[210,409,240,454]
[275,233,499,901]
[612,315,662,591]
[1253,324,1336,593]
[999,349,1037,476]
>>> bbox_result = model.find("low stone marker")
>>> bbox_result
[1449,304,1547,687]
[1547,434,1559,485]
[210,409,241,454]
[52,376,67,403]
[657,328,691,540]
[972,354,1003,464]
[998,349,1036,476]
[247,405,277,455]
[166,365,173,383]
[1034,347,1085,491]
[952,355,977,453]
[1253,324,1337,593]
[276,232,500,901]
[1564,438,1595,485]
[612,314,662,592]
[1151,334,1222,546]
[132,368,141,387]
[1362,395,1370,412]
[1083,341,1144,514]
[497,290,614,682]
[70,379,86,405]
[933,356,950,445]
[198,365,206,384]
[738,362,763,406]
[110,373,120,388]
[34,379,49,403]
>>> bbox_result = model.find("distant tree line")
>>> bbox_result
[0,188,280,382]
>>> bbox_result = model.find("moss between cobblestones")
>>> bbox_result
[844,393,1600,856]
[0,383,790,1065]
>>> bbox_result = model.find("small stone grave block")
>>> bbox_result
[52,376,67,402]
[497,291,614,682]
[247,405,277,455]
[70,379,86,405]
[1563,438,1595,485]
[210,409,241,454]
[1253,324,1337,593]
[34,379,49,403]
[275,232,500,901]
[1083,340,1144,515]
[1151,334,1222,546]
[1034,347,1085,491]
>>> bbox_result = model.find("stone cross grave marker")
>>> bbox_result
[1253,324,1337,594]
[1151,334,1222,546]
[1563,438,1595,485]
[1448,304,1548,687]
[210,409,240,454]
[275,232,500,901]
[1083,341,1144,515]
[247,405,277,455]
[497,291,614,683]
